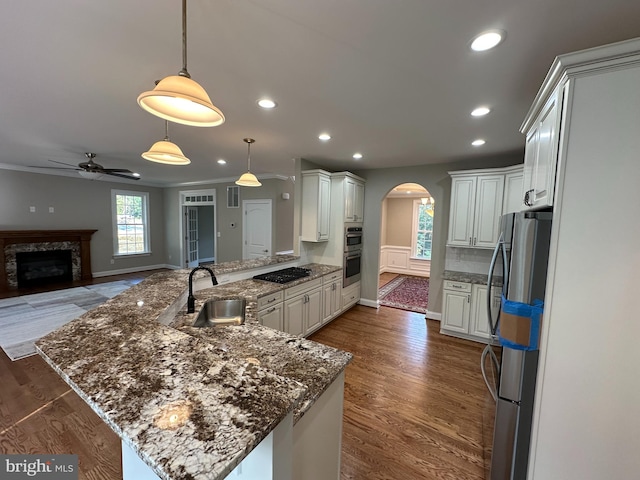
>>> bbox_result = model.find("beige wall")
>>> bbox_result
[383,197,414,247]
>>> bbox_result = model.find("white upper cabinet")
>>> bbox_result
[521,86,564,210]
[503,167,524,214]
[334,173,365,223]
[301,170,331,242]
[448,173,504,248]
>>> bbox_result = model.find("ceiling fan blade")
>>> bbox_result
[28,165,79,170]
[102,168,134,174]
[48,159,78,168]
[105,172,140,180]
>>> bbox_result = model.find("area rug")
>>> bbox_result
[0,280,136,361]
[379,275,429,314]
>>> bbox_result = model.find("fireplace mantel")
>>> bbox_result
[0,229,97,291]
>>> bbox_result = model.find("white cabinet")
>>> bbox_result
[448,173,504,248]
[522,87,563,210]
[301,170,331,242]
[284,277,323,336]
[331,172,366,223]
[341,281,360,310]
[469,284,501,341]
[257,290,284,331]
[441,280,499,343]
[344,177,365,222]
[322,271,342,324]
[503,166,524,214]
[441,281,471,334]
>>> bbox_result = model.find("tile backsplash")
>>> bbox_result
[445,247,502,275]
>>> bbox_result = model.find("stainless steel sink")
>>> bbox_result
[193,298,246,327]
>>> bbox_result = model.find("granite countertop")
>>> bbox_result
[35,258,350,480]
[443,269,503,286]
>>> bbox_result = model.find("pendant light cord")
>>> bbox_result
[247,142,252,172]
[164,120,170,141]
[179,0,190,78]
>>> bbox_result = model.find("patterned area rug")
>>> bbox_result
[379,275,429,314]
[0,280,136,361]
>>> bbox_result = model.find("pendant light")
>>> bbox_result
[142,121,190,165]
[137,0,225,127]
[236,138,261,187]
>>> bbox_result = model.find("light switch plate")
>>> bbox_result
[29,206,36,213]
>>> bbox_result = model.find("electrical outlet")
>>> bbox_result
[29,206,36,213]
[49,206,54,213]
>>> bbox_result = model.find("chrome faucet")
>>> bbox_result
[187,266,218,313]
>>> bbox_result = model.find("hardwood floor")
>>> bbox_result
[310,306,492,480]
[1,272,493,480]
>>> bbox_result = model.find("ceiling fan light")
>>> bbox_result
[78,170,103,180]
[138,75,224,127]
[236,172,261,187]
[142,139,191,165]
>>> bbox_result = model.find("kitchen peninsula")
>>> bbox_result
[35,256,352,480]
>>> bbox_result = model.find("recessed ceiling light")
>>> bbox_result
[471,106,491,117]
[217,159,226,165]
[318,133,331,141]
[470,30,505,52]
[472,139,486,146]
[132,172,141,177]
[353,153,363,159]
[257,98,277,109]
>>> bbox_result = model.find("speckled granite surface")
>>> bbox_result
[35,259,350,480]
[443,269,503,286]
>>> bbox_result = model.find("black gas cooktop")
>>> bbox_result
[253,267,312,284]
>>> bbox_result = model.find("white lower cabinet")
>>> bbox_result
[284,278,323,336]
[341,282,360,310]
[322,272,343,324]
[257,290,284,331]
[441,280,499,343]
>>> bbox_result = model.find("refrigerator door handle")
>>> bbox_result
[487,233,503,335]
[481,344,499,402]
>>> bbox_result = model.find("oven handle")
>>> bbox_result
[345,252,361,260]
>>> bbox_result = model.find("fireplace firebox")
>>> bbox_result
[17,250,73,288]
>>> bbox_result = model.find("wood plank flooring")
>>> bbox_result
[0,272,494,480]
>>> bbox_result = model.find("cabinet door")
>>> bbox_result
[284,295,305,336]
[523,90,561,210]
[259,304,283,331]
[448,176,476,247]
[442,289,471,334]
[353,181,365,222]
[301,171,331,242]
[305,288,323,335]
[503,170,524,214]
[344,179,356,222]
[470,285,492,340]
[473,175,505,248]
[322,281,342,324]
[317,175,331,241]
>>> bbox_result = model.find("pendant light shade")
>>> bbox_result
[137,0,225,127]
[142,121,191,165]
[236,138,261,187]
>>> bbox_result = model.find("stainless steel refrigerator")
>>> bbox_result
[484,211,552,480]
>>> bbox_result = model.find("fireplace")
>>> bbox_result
[0,230,97,292]
[17,249,73,288]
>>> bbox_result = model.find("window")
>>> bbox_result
[412,199,433,260]
[112,190,150,255]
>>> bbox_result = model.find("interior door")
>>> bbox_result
[186,206,199,267]
[243,199,272,259]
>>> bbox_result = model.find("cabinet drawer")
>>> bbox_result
[257,290,283,310]
[443,280,472,293]
[323,271,342,284]
[284,277,323,300]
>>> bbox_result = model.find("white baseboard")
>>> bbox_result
[426,310,441,321]
[93,264,176,278]
[358,298,379,309]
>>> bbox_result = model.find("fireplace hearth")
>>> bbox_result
[17,249,73,288]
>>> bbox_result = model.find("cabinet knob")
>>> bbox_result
[473,237,477,246]
[467,294,471,303]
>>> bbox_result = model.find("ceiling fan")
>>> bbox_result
[32,153,140,180]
